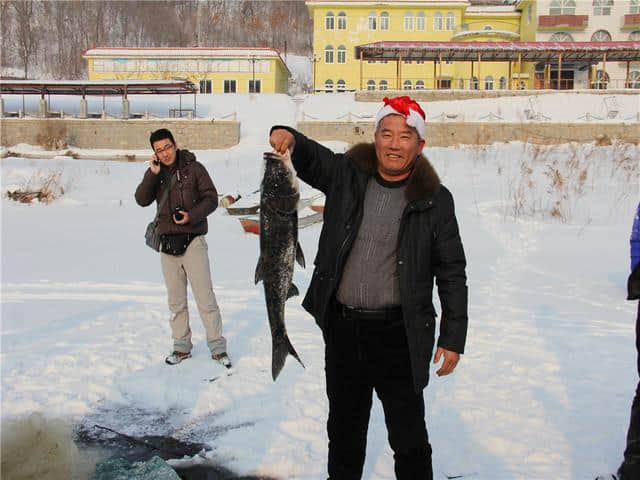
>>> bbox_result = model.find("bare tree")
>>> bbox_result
[11,0,41,78]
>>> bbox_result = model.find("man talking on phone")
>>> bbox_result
[135,128,231,368]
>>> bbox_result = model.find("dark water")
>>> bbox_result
[75,424,277,480]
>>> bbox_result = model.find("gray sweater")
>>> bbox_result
[336,176,407,309]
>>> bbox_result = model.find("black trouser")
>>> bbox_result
[620,302,640,480]
[324,303,432,480]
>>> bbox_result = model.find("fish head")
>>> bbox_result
[262,151,299,198]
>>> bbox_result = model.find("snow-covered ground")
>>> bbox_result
[1,92,640,479]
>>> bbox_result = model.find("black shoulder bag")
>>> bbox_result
[145,173,177,252]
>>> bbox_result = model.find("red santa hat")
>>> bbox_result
[375,96,427,140]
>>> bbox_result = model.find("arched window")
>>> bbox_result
[403,80,412,90]
[595,70,609,89]
[336,79,346,92]
[416,80,425,90]
[367,80,376,91]
[434,12,443,31]
[471,76,479,90]
[325,12,334,30]
[324,45,334,64]
[499,77,507,89]
[628,70,640,88]
[416,12,425,31]
[632,0,640,14]
[484,25,493,30]
[593,0,613,16]
[324,79,334,92]
[404,12,414,31]
[368,11,377,30]
[485,76,494,90]
[549,0,576,15]
[446,12,455,31]
[336,45,346,64]
[380,12,389,30]
[379,80,388,91]
[591,30,612,42]
[630,30,640,40]
[337,12,347,30]
[550,32,574,41]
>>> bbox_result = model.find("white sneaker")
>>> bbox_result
[165,351,191,365]
[212,352,232,369]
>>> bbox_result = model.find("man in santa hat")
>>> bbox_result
[269,95,468,480]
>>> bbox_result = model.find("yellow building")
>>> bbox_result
[306,0,525,90]
[82,47,291,94]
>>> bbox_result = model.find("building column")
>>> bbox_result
[80,98,88,119]
[557,53,562,90]
[122,98,130,119]
[39,98,48,118]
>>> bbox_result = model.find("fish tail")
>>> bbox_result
[272,334,305,381]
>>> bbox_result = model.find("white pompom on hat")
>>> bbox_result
[374,96,427,140]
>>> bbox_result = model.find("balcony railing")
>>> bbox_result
[623,13,640,29]
[538,15,588,29]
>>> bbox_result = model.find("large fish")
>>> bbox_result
[255,150,306,380]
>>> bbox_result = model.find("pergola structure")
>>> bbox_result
[354,41,640,90]
[0,79,198,118]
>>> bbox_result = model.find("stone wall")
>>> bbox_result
[0,118,240,150]
[297,121,640,146]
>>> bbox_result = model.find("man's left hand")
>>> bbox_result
[173,211,190,225]
[433,347,460,376]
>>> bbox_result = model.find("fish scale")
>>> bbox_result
[254,151,306,381]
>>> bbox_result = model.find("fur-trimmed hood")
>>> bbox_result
[344,143,440,203]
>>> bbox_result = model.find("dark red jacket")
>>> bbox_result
[135,149,218,236]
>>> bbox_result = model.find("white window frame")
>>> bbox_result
[367,80,376,91]
[485,76,494,90]
[336,79,346,92]
[337,12,346,30]
[591,29,612,41]
[416,12,425,31]
[404,12,414,31]
[199,79,212,94]
[434,12,443,31]
[325,12,334,30]
[593,0,613,16]
[368,11,377,30]
[416,80,425,90]
[549,0,576,15]
[550,32,574,41]
[403,79,412,90]
[93,60,104,72]
[499,77,507,89]
[337,45,346,64]
[380,12,389,30]
[630,30,640,40]
[325,45,334,64]
[224,79,237,93]
[249,79,261,93]
[632,0,640,14]
[324,79,334,92]
[446,12,455,31]
[628,70,640,88]
[379,80,388,91]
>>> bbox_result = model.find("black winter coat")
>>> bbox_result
[276,126,468,391]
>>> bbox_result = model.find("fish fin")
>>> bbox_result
[272,334,305,381]
[254,256,264,284]
[296,242,306,268]
[287,283,299,299]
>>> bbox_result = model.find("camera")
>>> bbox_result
[173,206,184,222]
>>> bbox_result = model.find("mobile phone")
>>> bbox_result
[152,155,159,166]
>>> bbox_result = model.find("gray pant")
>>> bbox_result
[160,235,226,355]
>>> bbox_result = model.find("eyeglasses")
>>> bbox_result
[154,143,175,155]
